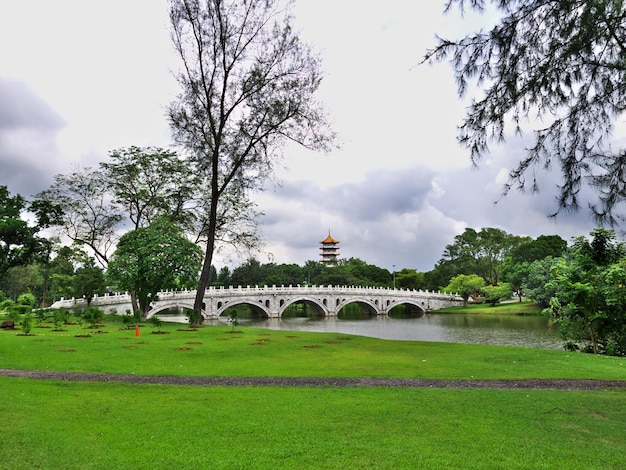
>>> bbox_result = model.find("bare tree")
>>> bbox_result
[424,1,626,226]
[168,0,336,321]
[34,168,122,267]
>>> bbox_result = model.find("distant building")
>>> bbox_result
[320,231,340,265]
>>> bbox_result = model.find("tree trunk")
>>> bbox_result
[193,177,220,327]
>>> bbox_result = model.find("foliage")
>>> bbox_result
[394,268,426,290]
[443,274,485,306]
[508,235,567,264]
[73,261,106,305]
[53,308,71,329]
[101,146,200,231]
[19,313,32,335]
[438,228,529,286]
[425,1,626,225]
[149,316,163,332]
[482,283,513,306]
[106,218,202,317]
[168,0,336,318]
[82,306,104,329]
[0,186,52,283]
[17,292,36,307]
[33,168,122,267]
[545,229,626,355]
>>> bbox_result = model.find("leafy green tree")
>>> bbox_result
[394,269,426,290]
[482,283,513,306]
[168,0,336,321]
[106,218,203,318]
[101,146,200,231]
[73,260,106,306]
[425,1,626,224]
[521,257,560,308]
[508,235,568,264]
[0,265,43,303]
[545,229,626,355]
[443,274,485,306]
[0,186,52,283]
[440,228,529,286]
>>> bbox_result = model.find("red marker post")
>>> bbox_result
[135,325,140,337]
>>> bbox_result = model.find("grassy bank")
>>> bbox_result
[436,300,543,315]
[1,317,625,469]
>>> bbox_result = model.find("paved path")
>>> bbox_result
[1,369,624,390]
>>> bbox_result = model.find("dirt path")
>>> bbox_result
[1,369,624,390]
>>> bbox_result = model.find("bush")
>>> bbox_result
[17,292,36,307]
[82,307,104,328]
[20,314,33,335]
[53,309,71,329]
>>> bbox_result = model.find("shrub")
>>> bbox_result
[20,314,33,335]
[17,292,36,307]
[53,309,71,329]
[83,307,104,328]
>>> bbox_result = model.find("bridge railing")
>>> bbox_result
[51,285,461,308]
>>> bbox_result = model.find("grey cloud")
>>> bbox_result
[0,78,66,196]
[0,78,65,130]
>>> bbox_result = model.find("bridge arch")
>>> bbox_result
[145,301,199,319]
[336,297,380,315]
[387,299,427,316]
[278,296,329,317]
[216,299,272,318]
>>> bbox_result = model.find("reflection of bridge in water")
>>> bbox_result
[51,285,463,320]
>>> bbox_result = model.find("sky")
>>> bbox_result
[0,0,603,272]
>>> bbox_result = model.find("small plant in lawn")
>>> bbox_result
[228,310,240,332]
[82,307,104,329]
[34,309,49,325]
[6,306,20,323]
[149,316,163,333]
[121,310,136,328]
[20,313,33,335]
[53,308,70,330]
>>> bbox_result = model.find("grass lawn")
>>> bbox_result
[1,315,625,469]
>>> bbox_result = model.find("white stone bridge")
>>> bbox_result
[50,285,463,320]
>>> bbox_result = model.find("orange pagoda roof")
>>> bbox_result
[320,231,339,244]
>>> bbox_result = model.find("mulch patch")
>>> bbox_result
[175,347,192,351]
[186,341,202,345]
[304,345,322,349]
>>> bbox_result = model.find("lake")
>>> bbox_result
[194,313,563,350]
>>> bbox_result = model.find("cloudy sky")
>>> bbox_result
[0,1,603,272]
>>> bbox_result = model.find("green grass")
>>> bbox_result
[1,378,624,469]
[1,317,623,380]
[437,300,543,315]
[1,316,625,469]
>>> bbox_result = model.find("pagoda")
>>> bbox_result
[319,231,340,265]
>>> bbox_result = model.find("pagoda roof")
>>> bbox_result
[320,231,339,244]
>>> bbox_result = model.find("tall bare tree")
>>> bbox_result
[168,0,335,321]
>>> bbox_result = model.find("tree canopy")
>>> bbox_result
[106,218,203,317]
[425,1,626,225]
[0,186,52,283]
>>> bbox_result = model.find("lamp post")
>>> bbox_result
[392,264,396,289]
